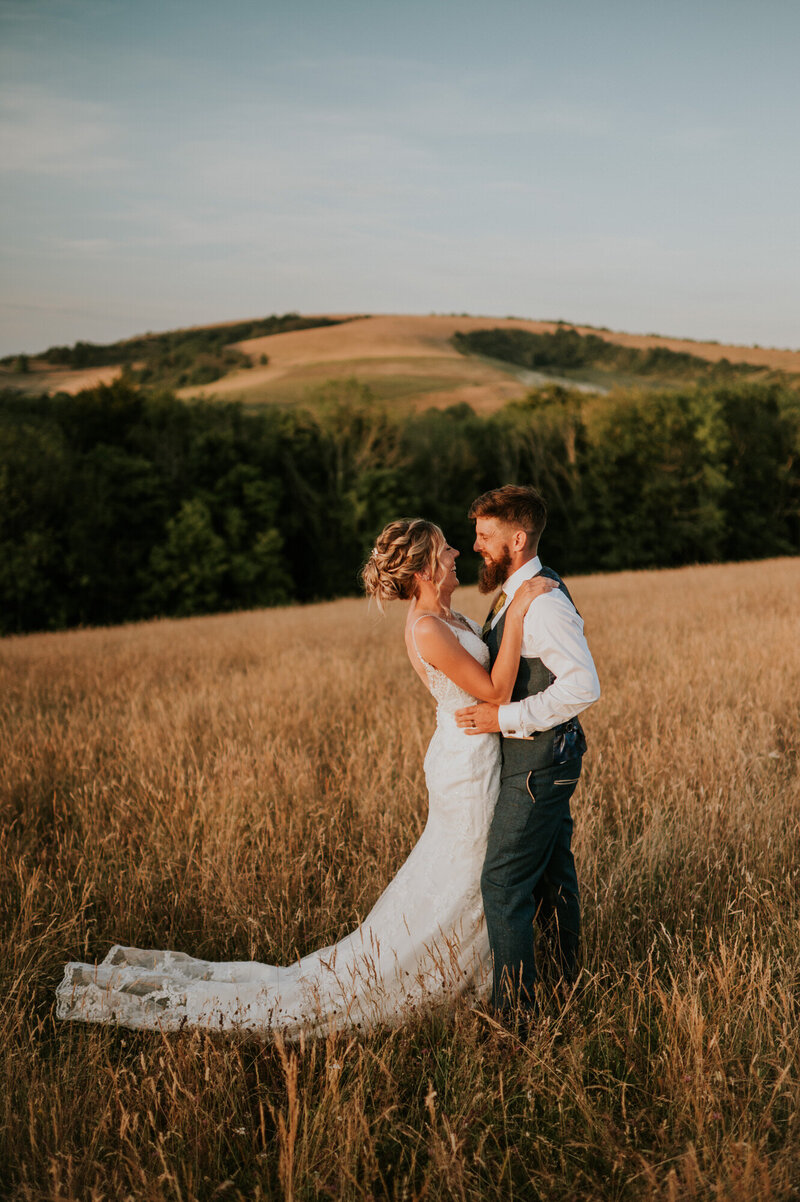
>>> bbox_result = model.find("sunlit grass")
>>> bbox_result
[1,558,799,1199]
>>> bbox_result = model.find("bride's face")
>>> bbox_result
[435,542,460,594]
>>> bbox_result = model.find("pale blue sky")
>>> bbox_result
[1,0,798,355]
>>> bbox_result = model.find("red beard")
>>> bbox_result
[477,546,512,594]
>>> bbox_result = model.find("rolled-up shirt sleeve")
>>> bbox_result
[497,591,600,737]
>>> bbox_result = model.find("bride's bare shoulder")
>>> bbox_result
[410,615,459,660]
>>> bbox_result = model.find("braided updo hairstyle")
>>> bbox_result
[362,519,448,612]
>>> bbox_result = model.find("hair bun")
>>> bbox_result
[361,518,447,612]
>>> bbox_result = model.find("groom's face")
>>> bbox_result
[473,517,513,594]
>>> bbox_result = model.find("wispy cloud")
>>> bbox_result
[49,236,118,256]
[666,123,732,151]
[0,85,128,175]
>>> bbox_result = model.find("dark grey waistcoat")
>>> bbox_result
[485,566,587,775]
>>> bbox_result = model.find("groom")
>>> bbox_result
[455,485,600,1025]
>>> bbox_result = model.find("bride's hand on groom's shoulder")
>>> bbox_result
[508,576,558,617]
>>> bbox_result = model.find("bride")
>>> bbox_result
[56,518,554,1037]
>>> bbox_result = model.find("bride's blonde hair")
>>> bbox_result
[362,519,448,611]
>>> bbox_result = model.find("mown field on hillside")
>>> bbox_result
[2,559,800,1200]
[185,315,800,411]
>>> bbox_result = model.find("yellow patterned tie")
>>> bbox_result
[481,590,507,637]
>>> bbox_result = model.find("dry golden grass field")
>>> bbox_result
[2,557,800,1200]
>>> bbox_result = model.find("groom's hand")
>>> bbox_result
[455,702,501,734]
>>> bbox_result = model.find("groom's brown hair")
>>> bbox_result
[468,485,547,545]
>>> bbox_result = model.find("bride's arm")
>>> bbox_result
[412,579,555,704]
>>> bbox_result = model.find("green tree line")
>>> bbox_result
[1,378,798,635]
[454,325,772,383]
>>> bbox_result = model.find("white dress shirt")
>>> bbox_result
[489,556,601,738]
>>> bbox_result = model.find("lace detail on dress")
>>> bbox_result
[56,611,501,1038]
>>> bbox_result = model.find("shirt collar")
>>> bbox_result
[502,555,542,601]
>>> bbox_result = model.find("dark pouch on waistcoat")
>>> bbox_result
[552,718,587,765]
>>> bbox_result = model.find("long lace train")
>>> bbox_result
[56,619,500,1037]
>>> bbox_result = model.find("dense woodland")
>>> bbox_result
[1,374,798,635]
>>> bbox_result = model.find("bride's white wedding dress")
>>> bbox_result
[56,616,501,1038]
